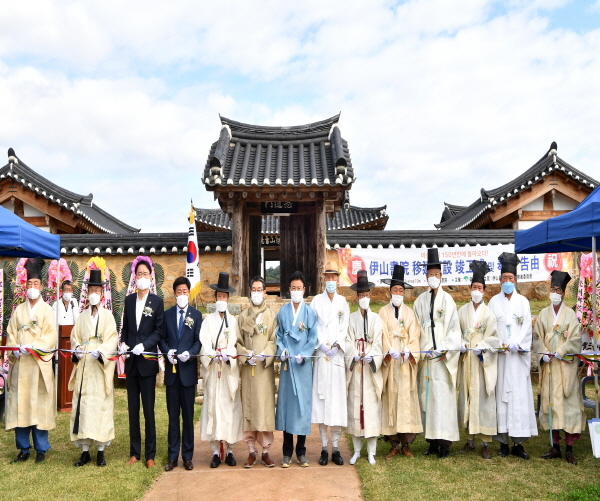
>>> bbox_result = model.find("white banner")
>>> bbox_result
[336,244,577,287]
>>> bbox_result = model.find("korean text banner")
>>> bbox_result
[336,245,576,287]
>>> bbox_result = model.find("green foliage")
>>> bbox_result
[265,265,280,282]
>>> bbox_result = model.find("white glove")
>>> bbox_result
[473,347,482,356]
[388,349,400,360]
[219,352,229,363]
[247,356,257,366]
[280,350,288,362]
[90,349,100,359]
[328,346,339,358]
[319,343,330,354]
[295,355,303,364]
[363,355,373,364]
[460,343,468,354]
[554,352,562,360]
[178,351,190,363]
[75,346,84,360]
[354,354,360,362]
[508,343,519,354]
[13,346,21,358]
[402,347,410,363]
[132,343,144,356]
[542,353,551,363]
[20,344,32,355]
[256,352,266,362]
[118,343,129,355]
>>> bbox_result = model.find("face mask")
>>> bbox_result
[88,293,101,306]
[471,290,483,304]
[325,281,337,294]
[359,297,370,310]
[176,295,189,308]
[137,277,151,291]
[427,276,441,289]
[251,292,264,306]
[27,287,40,300]
[391,294,404,307]
[501,282,515,295]
[215,300,228,313]
[290,290,304,304]
[62,292,72,302]
[550,292,562,306]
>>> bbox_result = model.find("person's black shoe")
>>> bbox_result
[74,451,91,467]
[35,452,46,464]
[511,444,530,460]
[438,446,450,459]
[423,444,440,456]
[224,452,236,466]
[10,451,30,463]
[332,450,344,465]
[498,443,509,457]
[97,451,107,467]
[210,454,221,468]
[318,450,329,465]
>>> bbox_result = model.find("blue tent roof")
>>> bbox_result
[0,206,60,258]
[515,185,600,254]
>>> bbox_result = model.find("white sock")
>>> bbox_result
[97,445,105,452]
[82,444,90,452]
[350,436,363,464]
[367,437,377,464]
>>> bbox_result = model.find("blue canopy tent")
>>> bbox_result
[0,205,60,259]
[515,184,600,419]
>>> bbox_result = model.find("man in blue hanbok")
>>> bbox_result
[275,271,318,468]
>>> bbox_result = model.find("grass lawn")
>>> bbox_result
[0,386,201,501]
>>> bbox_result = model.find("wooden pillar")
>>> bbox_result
[248,216,262,287]
[315,200,327,295]
[230,201,250,294]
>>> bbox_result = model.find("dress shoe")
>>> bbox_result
[146,459,155,468]
[511,444,529,460]
[332,450,344,465]
[225,452,236,466]
[460,442,475,453]
[97,451,107,467]
[438,446,450,459]
[183,459,194,471]
[481,445,491,460]
[318,450,329,465]
[210,454,221,468]
[126,456,139,465]
[164,460,178,471]
[541,447,562,460]
[244,453,256,468]
[385,447,400,459]
[400,445,414,458]
[10,451,30,463]
[74,451,91,467]
[297,455,309,467]
[261,452,274,467]
[498,443,509,457]
[423,444,439,456]
[35,452,46,464]
[281,455,291,468]
[565,451,578,465]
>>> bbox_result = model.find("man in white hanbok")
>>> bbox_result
[488,253,537,460]
[311,261,349,466]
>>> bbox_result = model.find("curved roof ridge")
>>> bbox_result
[219,114,340,137]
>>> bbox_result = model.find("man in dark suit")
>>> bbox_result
[159,276,202,471]
[119,259,164,468]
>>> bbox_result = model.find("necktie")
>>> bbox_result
[178,309,185,339]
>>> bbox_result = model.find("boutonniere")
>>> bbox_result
[257,323,267,334]
[297,321,307,332]
[338,311,344,324]
[436,308,444,318]
[474,322,486,333]
[143,306,153,317]
[30,318,38,328]
[513,314,524,326]
[398,319,406,329]
[224,328,230,342]
[185,316,194,329]
[552,325,569,338]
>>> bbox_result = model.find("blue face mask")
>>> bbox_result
[325,281,337,294]
[501,282,515,295]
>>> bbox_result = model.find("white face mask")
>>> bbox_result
[471,290,483,304]
[176,295,189,308]
[550,292,563,306]
[215,300,228,313]
[62,292,72,302]
[251,292,264,306]
[88,293,101,306]
[325,281,337,294]
[290,290,304,304]
[136,277,151,291]
[359,297,370,310]
[27,287,41,300]
[427,276,441,290]
[391,294,403,307]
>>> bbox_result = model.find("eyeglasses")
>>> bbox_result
[136,272,150,278]
[251,289,264,293]
[549,287,563,294]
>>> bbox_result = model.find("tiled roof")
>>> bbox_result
[2,149,140,233]
[436,144,599,230]
[194,204,388,233]
[202,115,354,188]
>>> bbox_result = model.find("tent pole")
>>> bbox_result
[593,236,599,420]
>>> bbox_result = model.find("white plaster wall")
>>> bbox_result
[553,192,578,210]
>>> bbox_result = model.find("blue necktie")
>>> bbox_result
[178,309,185,340]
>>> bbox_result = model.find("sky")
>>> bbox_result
[1,0,599,233]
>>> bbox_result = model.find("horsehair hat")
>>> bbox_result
[209,272,236,293]
[350,270,376,292]
[550,270,571,292]
[381,264,414,289]
[84,269,108,287]
[498,252,521,276]
[25,257,45,281]
[417,248,451,271]
[470,260,491,285]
